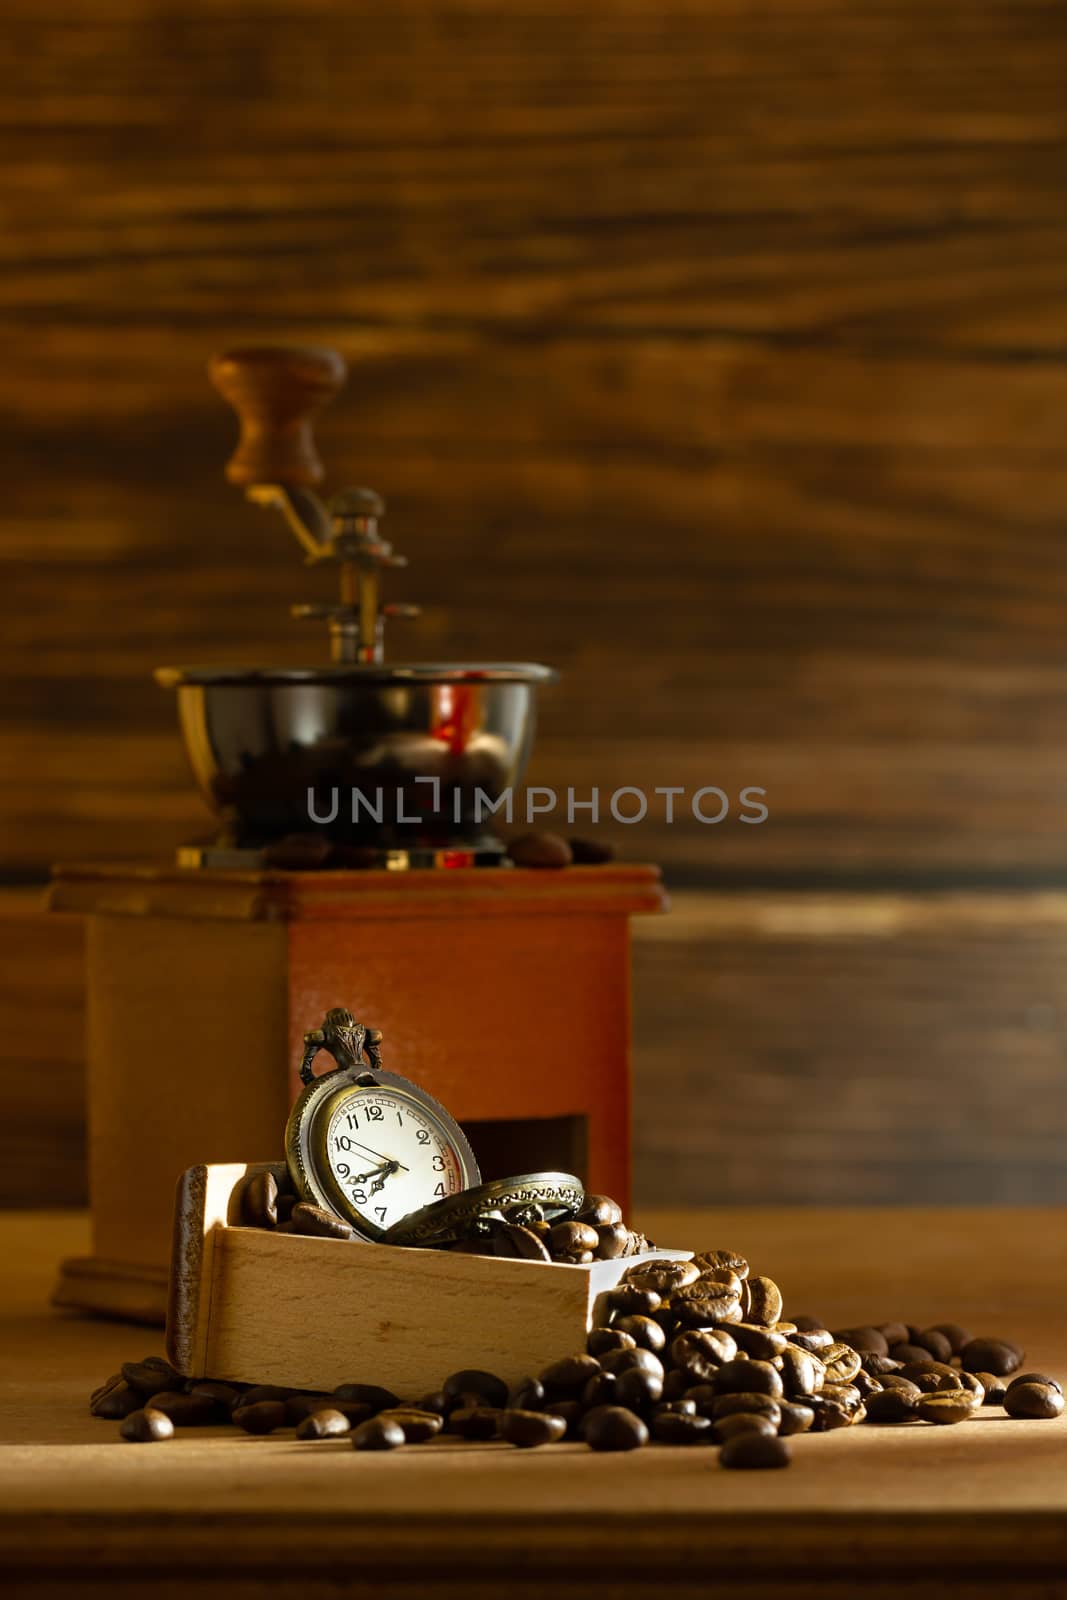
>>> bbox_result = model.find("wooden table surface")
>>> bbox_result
[3,1208,1066,1598]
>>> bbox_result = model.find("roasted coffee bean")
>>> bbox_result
[148,1391,226,1426]
[285,1394,335,1425]
[852,1370,883,1400]
[276,1192,297,1223]
[244,1384,298,1407]
[880,1374,922,1394]
[583,1405,648,1452]
[807,1394,860,1432]
[331,1381,400,1413]
[978,1372,1008,1405]
[832,1326,889,1356]
[714,1360,783,1399]
[791,1314,827,1333]
[731,1324,787,1361]
[578,1195,624,1228]
[493,1222,552,1262]
[587,1327,636,1358]
[879,1321,911,1348]
[670,1330,737,1383]
[654,1399,698,1416]
[1007,1371,1063,1396]
[545,1400,584,1438]
[414,1390,452,1417]
[233,1401,289,1434]
[546,1220,600,1261]
[290,1202,355,1241]
[541,1354,601,1395]
[690,1249,749,1280]
[447,1406,502,1440]
[352,1416,406,1450]
[91,1381,142,1420]
[822,1343,862,1384]
[508,1377,546,1410]
[917,1390,978,1425]
[660,1370,691,1402]
[960,1337,1023,1376]
[442,1370,508,1409]
[777,1402,815,1436]
[956,1372,986,1404]
[719,1432,791,1470]
[622,1259,700,1296]
[121,1358,183,1399]
[581,1372,619,1410]
[742,1276,783,1327]
[190,1381,245,1412]
[865,1388,920,1424]
[926,1322,972,1355]
[697,1267,746,1294]
[672,1286,743,1329]
[507,831,573,868]
[119,1406,175,1443]
[607,1285,662,1316]
[498,1409,568,1447]
[780,1346,820,1397]
[595,1223,630,1260]
[715,1411,778,1443]
[713,1393,782,1426]
[900,1360,962,1392]
[615,1366,663,1411]
[296,1408,352,1439]
[914,1328,954,1364]
[379,1409,445,1443]
[861,1353,903,1376]
[891,1343,935,1367]
[1004,1382,1065,1420]
[820,1382,863,1413]
[613,1315,666,1353]
[241,1169,279,1229]
[333,1402,376,1427]
[790,1328,834,1355]
[651,1410,714,1444]
[598,1347,664,1382]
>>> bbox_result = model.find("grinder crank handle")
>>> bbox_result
[208,345,347,490]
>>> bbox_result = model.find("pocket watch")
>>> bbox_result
[285,1007,481,1241]
[381,1172,586,1248]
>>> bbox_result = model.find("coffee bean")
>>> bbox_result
[822,1343,862,1384]
[780,1346,820,1397]
[899,1360,963,1391]
[120,1358,183,1399]
[917,1391,978,1425]
[621,1259,700,1296]
[697,1268,745,1294]
[581,1372,619,1410]
[442,1370,508,1409]
[546,1220,600,1262]
[807,1394,860,1431]
[607,1285,662,1316]
[540,1354,601,1394]
[334,1402,376,1426]
[415,1390,452,1417]
[615,1366,663,1411]
[742,1276,783,1327]
[233,1401,289,1434]
[670,1330,738,1383]
[879,1321,911,1348]
[1007,1372,1063,1396]
[926,1322,972,1355]
[861,1353,903,1376]
[507,831,573,868]
[545,1400,584,1437]
[791,1314,827,1332]
[880,1375,922,1394]
[672,1285,743,1329]
[960,1337,1023,1376]
[242,1385,295,1408]
[578,1195,624,1227]
[492,1222,552,1262]
[790,1328,834,1355]
[651,1411,714,1444]
[714,1360,783,1399]
[588,1327,636,1357]
[595,1223,630,1260]
[241,1169,279,1229]
[713,1394,782,1426]
[290,1202,355,1241]
[853,1370,883,1400]
[296,1408,352,1439]
[1004,1382,1065,1420]
[334,1383,400,1412]
[719,1432,791,1470]
[833,1326,889,1356]
[914,1329,954,1364]
[498,1409,568,1447]
[91,1380,142,1420]
[715,1411,778,1443]
[690,1250,749,1280]
[731,1324,787,1361]
[613,1315,666,1353]
[190,1381,245,1412]
[777,1402,815,1436]
[891,1344,935,1367]
[956,1372,986,1404]
[119,1407,175,1443]
[508,1377,546,1410]
[583,1405,648,1452]
[598,1348,664,1382]
[865,1388,919,1424]
[352,1416,407,1450]
[276,1193,296,1223]
[379,1409,445,1443]
[977,1372,1008,1405]
[148,1391,226,1426]
[447,1406,502,1440]
[285,1394,336,1425]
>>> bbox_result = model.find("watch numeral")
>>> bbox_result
[366,1105,384,1122]
[432,1155,446,1171]
[396,1110,404,1126]
[433,1182,446,1197]
[352,1188,367,1204]
[335,1135,354,1152]
[416,1130,430,1145]
[336,1163,350,1178]
[375,1207,387,1222]
[346,1112,358,1130]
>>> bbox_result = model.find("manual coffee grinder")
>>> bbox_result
[51,347,665,1322]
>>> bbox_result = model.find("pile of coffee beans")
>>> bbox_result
[90,1238,1062,1465]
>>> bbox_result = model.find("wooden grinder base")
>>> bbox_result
[49,861,666,1323]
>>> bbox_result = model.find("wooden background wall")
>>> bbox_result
[3,0,1067,1207]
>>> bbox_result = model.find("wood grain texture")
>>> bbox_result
[2,1,1067,878]
[3,1209,1066,1598]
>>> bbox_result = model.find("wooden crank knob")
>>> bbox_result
[208,345,347,488]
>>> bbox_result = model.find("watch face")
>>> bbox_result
[291,1071,480,1240]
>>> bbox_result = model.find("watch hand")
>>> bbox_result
[347,1138,409,1173]
[369,1163,399,1196]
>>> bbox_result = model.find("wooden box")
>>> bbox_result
[168,1163,685,1393]
[52,861,665,1323]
